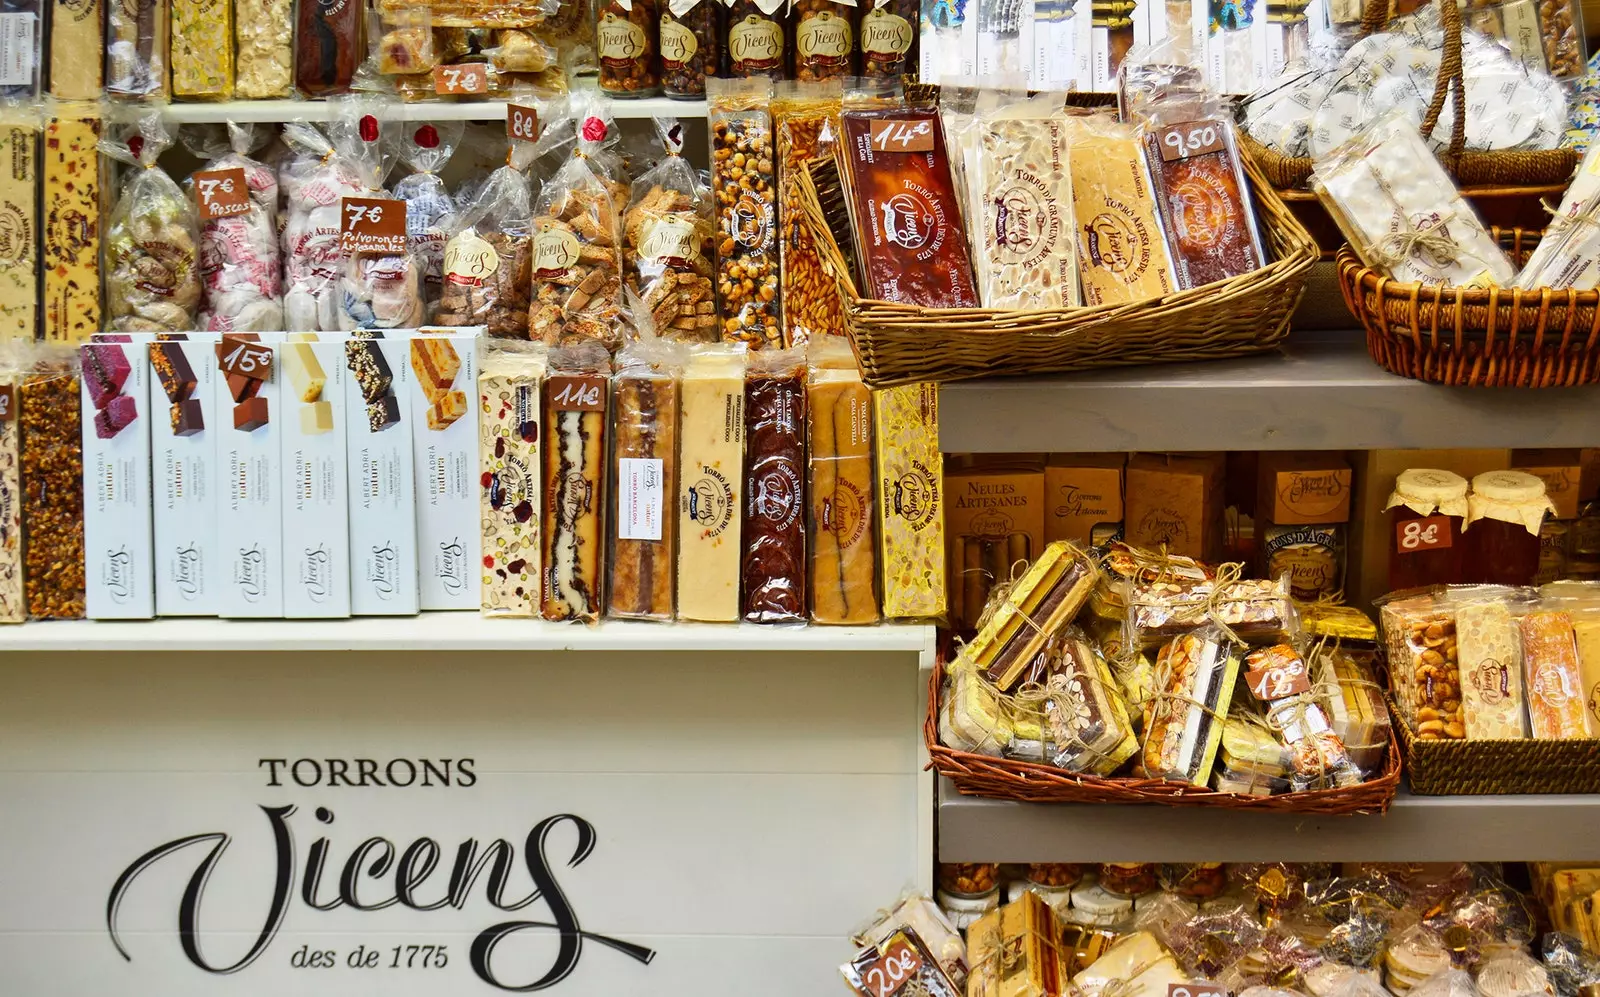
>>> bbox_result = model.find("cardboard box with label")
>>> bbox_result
[149,336,217,616]
[1044,453,1123,547]
[1256,452,1353,526]
[214,334,283,618]
[1514,448,1584,520]
[409,333,480,609]
[1124,452,1225,561]
[281,338,351,619]
[345,334,420,616]
[944,458,1045,631]
[82,340,154,619]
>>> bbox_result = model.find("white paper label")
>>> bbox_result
[0,13,36,87]
[618,457,665,541]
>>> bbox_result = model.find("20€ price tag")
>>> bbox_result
[507,103,540,143]
[218,336,274,381]
[869,118,934,153]
[1170,985,1229,997]
[1396,515,1453,553]
[0,383,14,422]
[192,167,251,220]
[433,63,488,95]
[860,938,923,997]
[1157,120,1227,162]
[340,196,408,257]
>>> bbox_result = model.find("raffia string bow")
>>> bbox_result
[1366,220,1463,271]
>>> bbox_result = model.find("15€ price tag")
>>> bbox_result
[507,103,540,143]
[218,336,274,381]
[1157,120,1227,162]
[547,376,607,412]
[340,196,408,257]
[0,383,14,422]
[1396,515,1453,553]
[433,63,488,95]
[869,118,934,153]
[860,938,923,997]
[192,167,251,220]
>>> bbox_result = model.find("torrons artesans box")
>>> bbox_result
[81,340,154,619]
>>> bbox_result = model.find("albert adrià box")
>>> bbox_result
[81,340,154,619]
[149,336,218,616]
[345,333,420,615]
[408,334,480,610]
[281,336,351,619]
[214,333,283,618]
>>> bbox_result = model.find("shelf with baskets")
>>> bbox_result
[937,778,1600,863]
[158,96,707,125]
[937,333,1600,455]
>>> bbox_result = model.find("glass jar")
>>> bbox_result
[935,886,998,931]
[1535,519,1570,585]
[937,861,997,898]
[1063,881,1135,929]
[1463,470,1555,587]
[725,0,790,78]
[858,0,916,77]
[792,0,856,79]
[1386,468,1468,592]
[1097,862,1157,897]
[1569,498,1600,579]
[1027,862,1084,888]
[1160,862,1228,899]
[661,0,720,97]
[597,0,661,95]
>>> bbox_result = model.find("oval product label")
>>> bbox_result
[798,10,852,60]
[730,14,784,67]
[443,232,500,287]
[639,217,702,267]
[532,224,582,280]
[598,11,650,63]
[861,6,913,56]
[660,15,700,64]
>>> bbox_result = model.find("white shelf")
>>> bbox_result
[937,778,1600,862]
[0,614,934,654]
[161,97,706,125]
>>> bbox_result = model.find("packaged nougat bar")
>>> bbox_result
[807,338,877,624]
[480,341,547,617]
[1449,589,1530,739]
[677,344,746,622]
[105,0,169,97]
[974,92,1081,309]
[50,0,102,97]
[742,345,808,623]
[541,339,611,623]
[1144,623,1242,785]
[1061,111,1176,305]
[874,381,943,621]
[1521,609,1590,738]
[0,110,37,343]
[42,105,100,343]
[21,345,85,618]
[608,340,683,622]
[0,346,20,621]
[171,0,235,98]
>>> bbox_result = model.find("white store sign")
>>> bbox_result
[0,642,929,995]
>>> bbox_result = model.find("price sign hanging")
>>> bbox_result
[0,383,14,422]
[192,167,251,220]
[1245,658,1312,700]
[1157,120,1227,162]
[340,196,409,257]
[859,937,924,997]
[218,336,274,382]
[507,103,540,143]
[1396,515,1453,553]
[1169,985,1230,997]
[433,62,488,95]
[868,117,935,153]
[546,375,607,412]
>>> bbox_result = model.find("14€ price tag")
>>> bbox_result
[869,118,934,153]
[192,167,251,220]
[218,336,274,381]
[433,63,488,95]
[1157,120,1227,162]
[340,196,409,257]
[507,103,540,143]
[1396,515,1453,553]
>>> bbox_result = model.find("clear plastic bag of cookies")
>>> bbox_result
[391,120,465,320]
[99,110,201,334]
[436,139,535,338]
[623,119,717,342]
[182,122,284,332]
[279,113,372,330]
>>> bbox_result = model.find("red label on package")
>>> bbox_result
[507,103,540,143]
[433,63,488,94]
[1396,515,1453,553]
[0,383,13,421]
[861,938,923,997]
[218,336,274,381]
[1170,986,1230,997]
[547,375,606,412]
[193,167,252,220]
[868,118,935,153]
[1246,658,1312,701]
[1157,120,1228,162]
[340,196,408,256]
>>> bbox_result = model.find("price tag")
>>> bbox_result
[193,167,251,220]
[218,336,274,381]
[507,103,540,143]
[1396,515,1453,553]
[868,117,935,153]
[860,938,923,997]
[340,196,409,257]
[433,63,488,95]
[0,383,14,422]
[547,375,607,412]
[1246,656,1312,701]
[1170,985,1230,997]
[1157,120,1227,162]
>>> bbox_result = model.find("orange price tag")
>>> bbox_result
[218,336,274,381]
[340,196,408,257]
[1396,515,1453,553]
[1169,986,1230,997]
[193,167,252,220]
[860,938,924,997]
[1246,659,1312,701]
[507,103,540,143]
[547,375,607,412]
[868,117,935,153]
[433,62,488,95]
[0,383,14,422]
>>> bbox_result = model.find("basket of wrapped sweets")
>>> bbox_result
[1377,582,1600,794]
[927,542,1401,812]
[795,80,1317,387]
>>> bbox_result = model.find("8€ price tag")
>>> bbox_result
[1397,515,1453,553]
[218,336,274,381]
[1157,120,1227,162]
[507,103,540,143]
[0,383,13,422]
[192,167,251,220]
[868,118,935,153]
[433,63,488,95]
[340,196,409,257]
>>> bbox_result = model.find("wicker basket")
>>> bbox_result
[928,656,1402,813]
[1385,693,1600,794]
[1337,228,1600,387]
[798,151,1318,387]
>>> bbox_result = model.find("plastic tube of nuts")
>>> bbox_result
[774,79,845,347]
[20,347,84,620]
[709,76,782,348]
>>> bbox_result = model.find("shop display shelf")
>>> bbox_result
[937,777,1600,862]
[938,333,1600,454]
[0,614,935,654]
[160,96,706,125]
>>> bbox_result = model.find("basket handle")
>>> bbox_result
[1357,0,1468,162]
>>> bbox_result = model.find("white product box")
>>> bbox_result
[921,0,978,81]
[407,333,480,610]
[344,334,420,616]
[281,338,351,619]
[215,334,283,618]
[149,336,218,616]
[81,340,154,619]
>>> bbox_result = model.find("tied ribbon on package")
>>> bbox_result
[1364,212,1466,273]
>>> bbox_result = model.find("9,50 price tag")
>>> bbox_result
[507,103,540,143]
[868,118,934,153]
[193,167,251,220]
[433,63,488,95]
[218,336,274,382]
[1157,120,1227,162]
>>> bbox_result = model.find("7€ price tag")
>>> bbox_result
[1396,515,1453,553]
[218,336,274,382]
[547,375,606,412]
[0,383,14,422]
[507,103,540,143]
[192,167,251,220]
[433,63,488,95]
[868,117,935,153]
[1157,120,1227,162]
[1170,985,1229,997]
[340,196,408,257]
[859,937,924,997]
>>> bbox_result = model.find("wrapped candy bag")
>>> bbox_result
[184,122,284,332]
[100,113,202,333]
[529,94,626,348]
[437,141,535,338]
[622,118,717,342]
[391,120,465,319]
[1542,933,1600,997]
[279,119,369,330]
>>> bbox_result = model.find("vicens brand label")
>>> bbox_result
[598,11,650,63]
[659,15,699,63]
[729,14,783,67]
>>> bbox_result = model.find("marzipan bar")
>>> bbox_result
[677,345,745,623]
[808,340,877,625]
[542,340,610,623]
[608,343,681,621]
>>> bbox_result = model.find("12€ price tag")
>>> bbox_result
[1157,120,1227,162]
[0,383,13,422]
[869,118,935,153]
[340,196,408,257]
[507,103,540,143]
[433,63,488,95]
[192,167,251,220]
[1246,656,1312,700]
[218,336,274,381]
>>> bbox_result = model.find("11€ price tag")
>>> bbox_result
[433,63,488,95]
[0,383,13,422]
[507,103,540,143]
[1396,515,1453,553]
[547,376,606,412]
[868,118,934,153]
[218,336,274,381]
[859,938,923,997]
[340,196,408,257]
[1157,120,1227,162]
[192,167,251,220]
